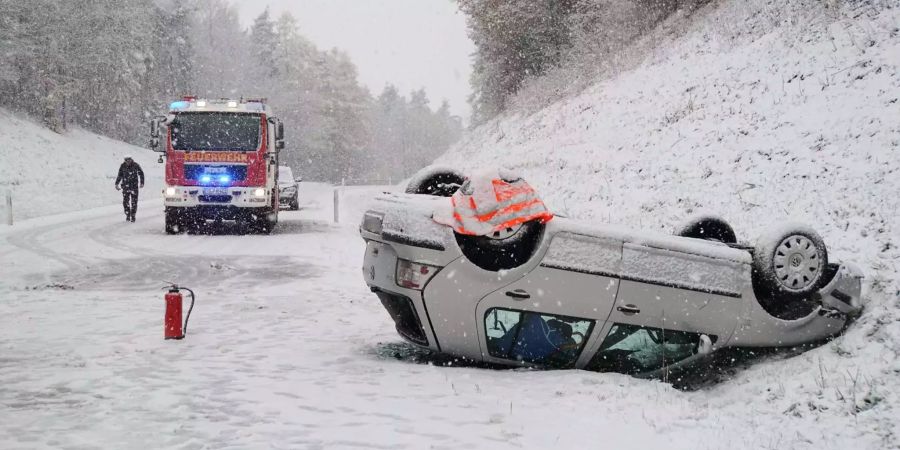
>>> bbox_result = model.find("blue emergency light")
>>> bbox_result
[219,175,231,184]
[200,175,212,184]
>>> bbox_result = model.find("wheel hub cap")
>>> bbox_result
[773,235,821,291]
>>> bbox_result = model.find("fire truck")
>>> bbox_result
[149,97,285,234]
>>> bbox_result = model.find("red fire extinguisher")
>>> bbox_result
[164,285,195,340]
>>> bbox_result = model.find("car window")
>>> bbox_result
[485,308,594,368]
[585,324,712,374]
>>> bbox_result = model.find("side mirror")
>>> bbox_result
[295,177,303,183]
[276,120,284,141]
[149,116,166,152]
[275,140,285,150]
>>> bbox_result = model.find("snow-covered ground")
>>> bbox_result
[0,108,163,222]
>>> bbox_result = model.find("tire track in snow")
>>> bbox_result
[4,214,112,273]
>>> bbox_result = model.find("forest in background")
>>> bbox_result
[0,0,462,183]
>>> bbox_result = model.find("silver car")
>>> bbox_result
[359,169,863,378]
[278,165,301,210]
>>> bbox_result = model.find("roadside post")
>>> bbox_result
[4,190,11,226]
[333,187,340,223]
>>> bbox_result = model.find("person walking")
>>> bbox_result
[115,155,145,222]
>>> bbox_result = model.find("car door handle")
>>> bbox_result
[617,304,641,315]
[505,289,531,300]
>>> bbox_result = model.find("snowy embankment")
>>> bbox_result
[0,108,163,222]
[440,0,899,445]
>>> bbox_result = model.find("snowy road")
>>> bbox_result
[0,184,889,450]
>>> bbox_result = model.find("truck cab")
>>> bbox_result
[149,97,285,234]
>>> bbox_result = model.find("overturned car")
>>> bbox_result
[359,168,863,378]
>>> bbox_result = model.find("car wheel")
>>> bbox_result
[675,214,737,244]
[455,221,544,271]
[752,224,828,305]
[405,166,466,197]
[290,197,300,210]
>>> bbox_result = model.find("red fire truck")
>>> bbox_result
[149,97,285,234]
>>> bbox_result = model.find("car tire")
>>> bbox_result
[675,214,737,244]
[752,224,828,306]
[455,221,544,271]
[405,166,466,197]
[290,197,300,211]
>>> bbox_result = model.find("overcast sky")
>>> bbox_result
[237,0,474,120]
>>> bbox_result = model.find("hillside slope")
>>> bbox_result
[440,0,899,446]
[0,109,163,221]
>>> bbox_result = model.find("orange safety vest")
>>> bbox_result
[433,170,553,236]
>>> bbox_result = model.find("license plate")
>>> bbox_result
[205,188,228,195]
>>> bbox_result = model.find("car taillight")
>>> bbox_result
[396,259,440,290]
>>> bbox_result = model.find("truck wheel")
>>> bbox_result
[752,224,828,306]
[251,213,274,235]
[455,221,544,271]
[406,166,466,197]
[675,214,737,244]
[165,209,181,235]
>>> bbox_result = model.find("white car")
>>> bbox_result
[359,168,863,378]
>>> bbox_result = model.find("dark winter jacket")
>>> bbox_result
[116,161,145,191]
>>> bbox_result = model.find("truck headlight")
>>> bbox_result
[396,259,440,290]
[253,188,266,197]
[165,187,177,196]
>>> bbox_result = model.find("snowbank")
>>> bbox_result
[439,0,899,446]
[0,108,163,221]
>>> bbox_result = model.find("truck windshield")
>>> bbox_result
[170,112,261,151]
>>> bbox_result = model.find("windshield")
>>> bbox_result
[278,166,293,181]
[170,112,261,151]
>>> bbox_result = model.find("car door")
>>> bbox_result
[582,242,744,375]
[475,232,623,369]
